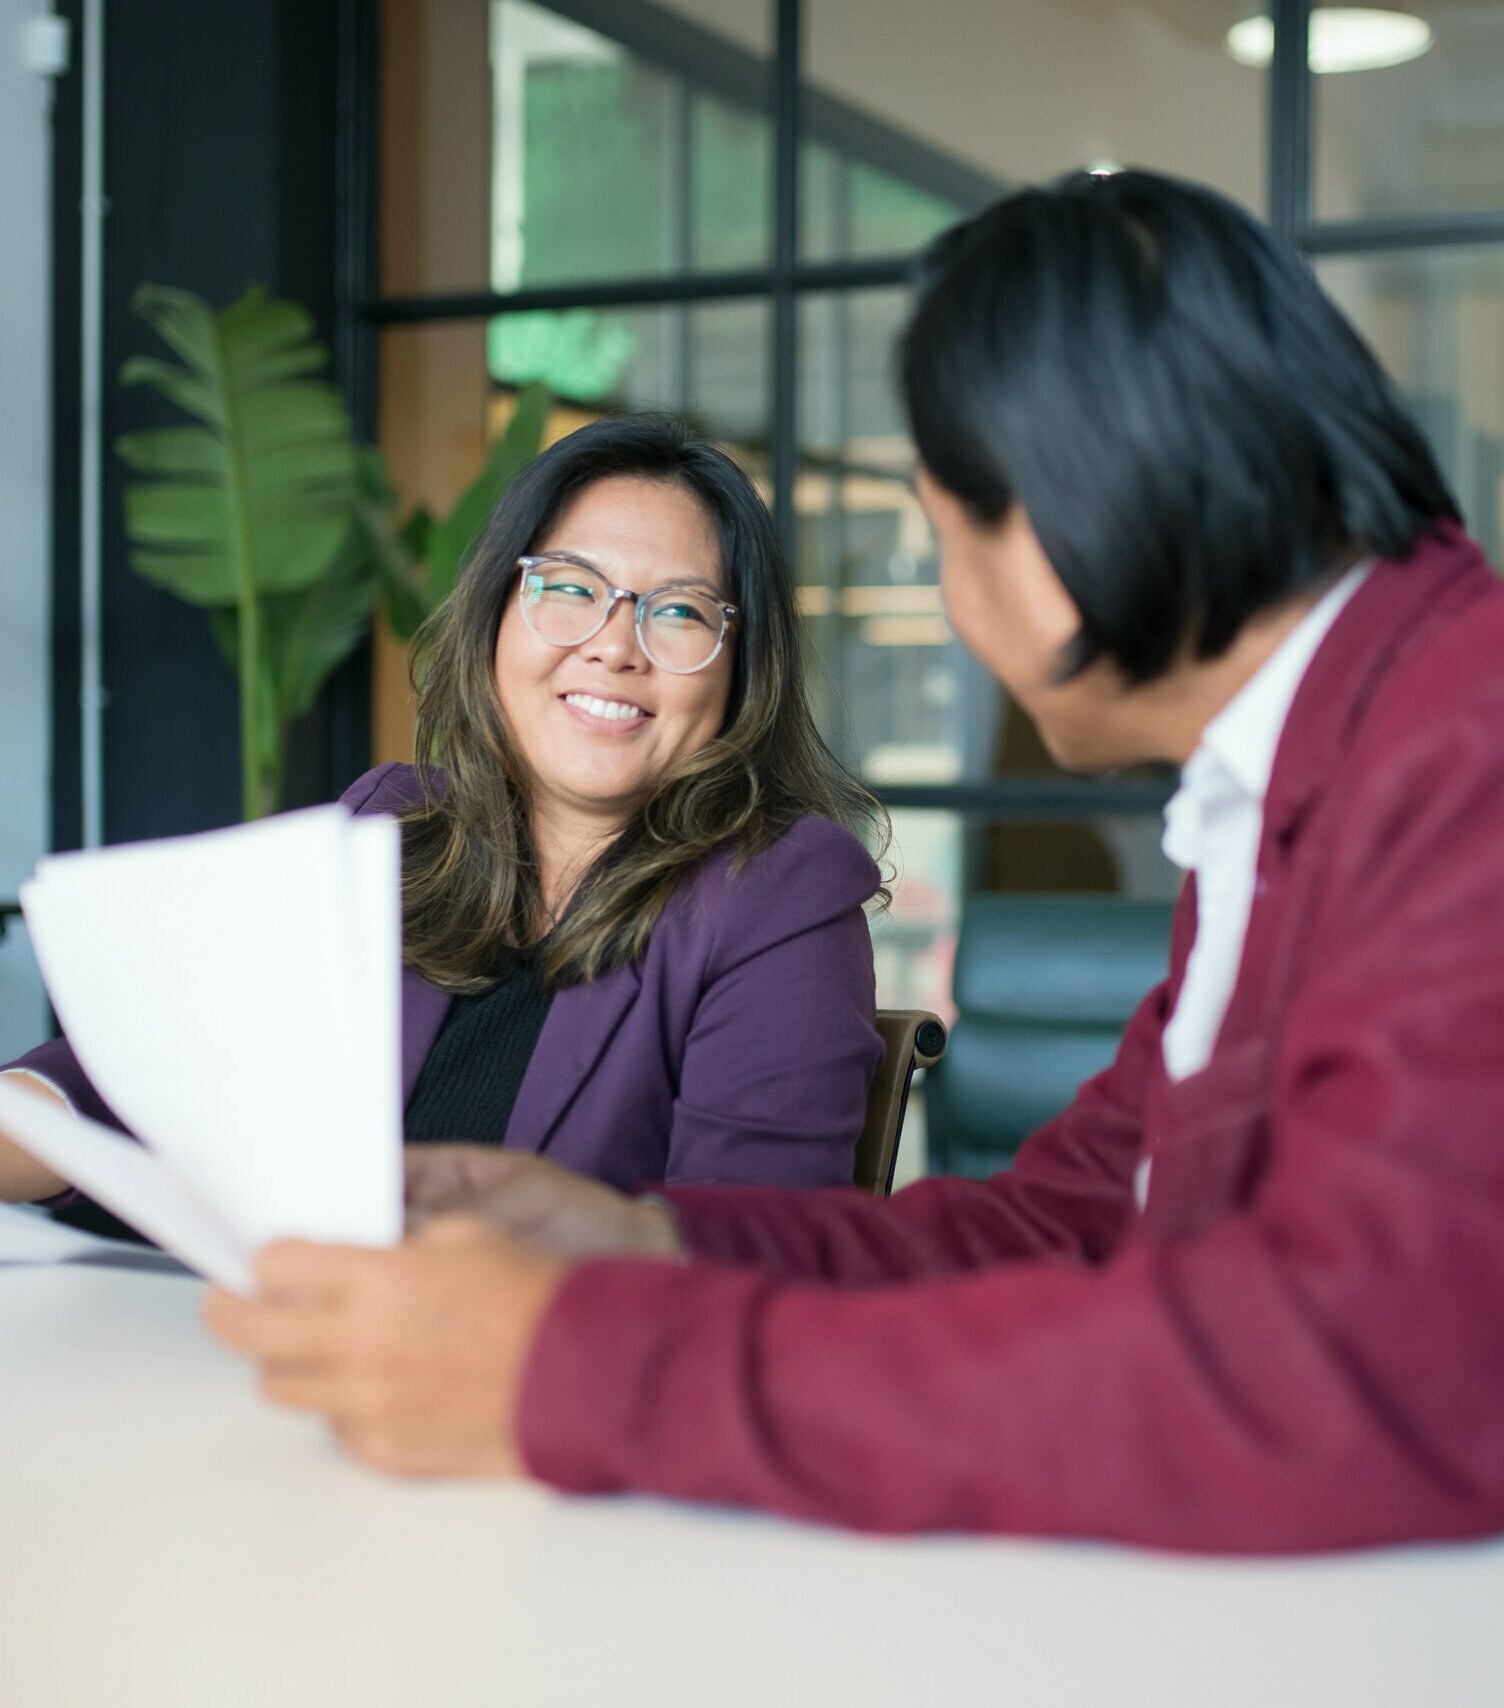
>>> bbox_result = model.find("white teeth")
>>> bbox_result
[564,693,646,722]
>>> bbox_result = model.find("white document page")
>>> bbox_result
[7,805,403,1281]
[0,1082,252,1289]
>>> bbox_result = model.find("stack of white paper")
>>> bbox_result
[0,805,403,1292]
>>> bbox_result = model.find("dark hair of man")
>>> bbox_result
[399,412,887,993]
[898,168,1461,683]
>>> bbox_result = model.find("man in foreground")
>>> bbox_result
[209,170,1504,1551]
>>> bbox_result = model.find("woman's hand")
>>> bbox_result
[204,1217,566,1477]
[0,1075,70,1202]
[404,1146,684,1261]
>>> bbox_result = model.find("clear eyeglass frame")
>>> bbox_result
[515,553,738,675]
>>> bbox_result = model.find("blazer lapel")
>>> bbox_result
[1219,528,1494,1053]
[503,959,642,1155]
[1264,526,1492,846]
[401,965,451,1106]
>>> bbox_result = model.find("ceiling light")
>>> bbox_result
[1226,9,1433,74]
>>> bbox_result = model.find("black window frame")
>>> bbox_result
[335,0,1504,826]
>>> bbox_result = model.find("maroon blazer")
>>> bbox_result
[519,525,1504,1551]
[6,765,883,1191]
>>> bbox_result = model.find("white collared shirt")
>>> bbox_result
[1133,565,1369,1213]
[1158,564,1370,1085]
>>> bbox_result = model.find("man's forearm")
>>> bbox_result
[663,986,1162,1286]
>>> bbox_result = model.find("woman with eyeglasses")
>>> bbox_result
[0,414,887,1201]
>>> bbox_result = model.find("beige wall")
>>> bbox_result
[380,0,491,295]
[666,0,1265,208]
[377,0,494,764]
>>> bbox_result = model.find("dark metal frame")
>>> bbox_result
[335,0,380,445]
[336,0,1503,824]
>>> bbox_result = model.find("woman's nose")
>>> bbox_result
[579,597,646,670]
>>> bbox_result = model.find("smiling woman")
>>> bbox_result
[386,417,889,1188]
[0,416,890,1203]
[490,482,740,900]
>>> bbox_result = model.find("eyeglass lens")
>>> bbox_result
[521,560,727,673]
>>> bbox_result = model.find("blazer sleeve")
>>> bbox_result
[340,761,416,814]
[517,693,1504,1548]
[661,820,884,1189]
[1,1038,122,1131]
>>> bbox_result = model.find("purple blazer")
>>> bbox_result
[5,763,883,1191]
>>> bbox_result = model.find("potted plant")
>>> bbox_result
[117,284,372,819]
[117,282,553,818]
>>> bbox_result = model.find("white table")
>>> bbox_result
[3,1264,1501,1708]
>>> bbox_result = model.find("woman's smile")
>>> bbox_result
[560,691,654,731]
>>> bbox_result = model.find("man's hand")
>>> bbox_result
[403,1146,684,1261]
[204,1217,565,1477]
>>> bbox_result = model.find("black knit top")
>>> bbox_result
[403,950,554,1148]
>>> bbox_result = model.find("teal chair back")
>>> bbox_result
[926,894,1176,1178]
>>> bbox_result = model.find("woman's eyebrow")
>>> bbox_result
[656,574,723,594]
[541,552,723,596]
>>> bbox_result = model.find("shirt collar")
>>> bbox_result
[1161,562,1371,871]
[1196,562,1372,803]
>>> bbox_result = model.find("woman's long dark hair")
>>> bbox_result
[400,413,886,993]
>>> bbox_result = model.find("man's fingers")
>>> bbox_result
[402,1144,466,1203]
[205,1288,343,1362]
[403,1200,442,1234]
[413,1214,509,1251]
[334,1417,417,1475]
[261,1366,385,1416]
[404,1144,490,1203]
[404,1145,533,1205]
[253,1239,380,1300]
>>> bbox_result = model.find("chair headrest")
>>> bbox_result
[954,894,1175,1028]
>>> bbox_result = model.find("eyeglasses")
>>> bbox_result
[516,555,737,675]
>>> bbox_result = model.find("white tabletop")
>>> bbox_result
[2,1263,1501,1708]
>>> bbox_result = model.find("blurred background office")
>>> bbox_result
[4,0,1502,1176]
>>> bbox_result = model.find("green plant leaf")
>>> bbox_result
[220,293,324,389]
[119,283,364,818]
[119,356,223,425]
[425,383,552,609]
[115,425,224,476]
[397,502,433,562]
[379,565,427,643]
[353,444,396,504]
[211,547,374,730]
[131,545,240,605]
[123,482,234,544]
[120,284,357,603]
[493,380,551,489]
[128,286,223,383]
[207,605,239,674]
[279,557,377,722]
[374,516,429,644]
[344,446,430,643]
[420,482,489,611]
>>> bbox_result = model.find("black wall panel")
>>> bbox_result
[50,0,366,852]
